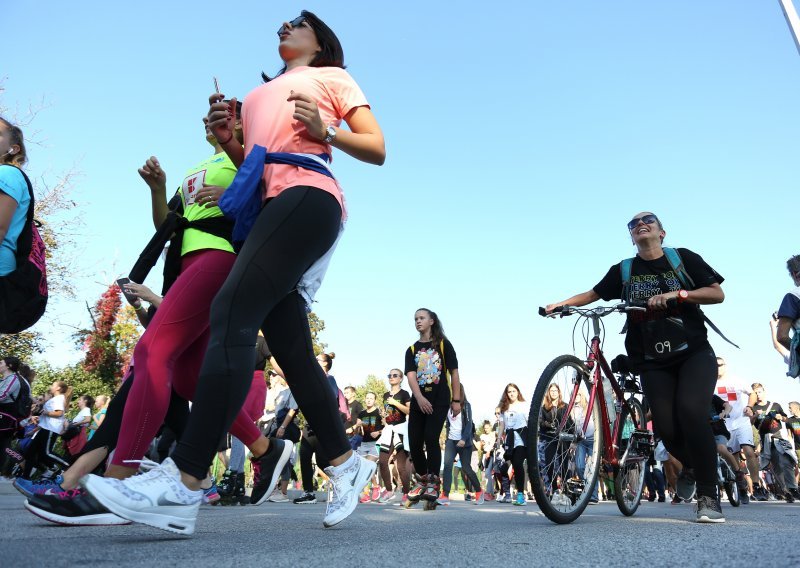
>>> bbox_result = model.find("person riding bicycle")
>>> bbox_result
[545,211,728,523]
[710,394,748,500]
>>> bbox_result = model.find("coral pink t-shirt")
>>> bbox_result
[242,66,369,218]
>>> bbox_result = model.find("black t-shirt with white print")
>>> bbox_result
[593,248,723,371]
[383,389,411,425]
[405,339,459,408]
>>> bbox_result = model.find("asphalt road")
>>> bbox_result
[2,481,799,567]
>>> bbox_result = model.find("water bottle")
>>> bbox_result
[602,378,616,423]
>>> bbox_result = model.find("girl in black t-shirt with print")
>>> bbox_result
[545,211,727,524]
[404,308,461,505]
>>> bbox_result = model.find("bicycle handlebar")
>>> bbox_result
[538,300,653,318]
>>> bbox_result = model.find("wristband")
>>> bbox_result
[452,399,461,403]
[134,304,145,312]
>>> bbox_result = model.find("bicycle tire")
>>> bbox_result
[724,480,740,507]
[528,354,603,524]
[614,396,647,516]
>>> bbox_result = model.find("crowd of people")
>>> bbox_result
[1,8,799,538]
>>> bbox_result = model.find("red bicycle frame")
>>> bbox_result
[557,324,637,468]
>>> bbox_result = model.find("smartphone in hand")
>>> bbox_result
[116,278,138,305]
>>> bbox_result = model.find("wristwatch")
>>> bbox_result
[677,290,689,303]
[323,125,337,143]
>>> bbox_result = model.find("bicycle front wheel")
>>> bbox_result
[528,354,602,524]
[614,396,648,516]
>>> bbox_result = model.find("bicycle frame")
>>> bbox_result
[556,313,641,467]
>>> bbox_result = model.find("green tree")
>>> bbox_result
[354,374,389,406]
[308,311,327,355]
[33,362,115,414]
[0,330,44,362]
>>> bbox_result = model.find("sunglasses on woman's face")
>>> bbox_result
[388,373,401,379]
[627,214,658,231]
[278,16,307,35]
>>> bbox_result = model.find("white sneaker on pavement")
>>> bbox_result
[322,454,377,528]
[80,458,202,535]
[267,489,289,503]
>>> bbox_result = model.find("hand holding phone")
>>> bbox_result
[116,278,139,305]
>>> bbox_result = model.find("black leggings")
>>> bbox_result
[640,345,718,496]
[81,368,190,458]
[172,187,347,479]
[506,445,530,492]
[408,404,449,476]
[299,434,330,492]
[23,429,68,477]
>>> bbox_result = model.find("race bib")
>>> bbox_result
[642,316,689,360]
[181,169,207,206]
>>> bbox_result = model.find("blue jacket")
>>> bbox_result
[445,400,475,443]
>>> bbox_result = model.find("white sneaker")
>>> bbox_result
[267,489,289,503]
[81,458,202,535]
[323,454,377,528]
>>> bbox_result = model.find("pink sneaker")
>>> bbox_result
[359,492,372,504]
[371,486,380,501]
[401,493,409,505]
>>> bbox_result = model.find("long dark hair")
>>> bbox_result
[416,308,447,347]
[262,10,345,82]
[2,356,21,374]
[498,383,525,413]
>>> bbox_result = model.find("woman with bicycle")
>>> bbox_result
[545,211,727,523]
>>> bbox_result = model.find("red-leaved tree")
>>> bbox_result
[82,283,123,381]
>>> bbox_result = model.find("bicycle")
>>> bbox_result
[716,452,741,507]
[528,302,654,524]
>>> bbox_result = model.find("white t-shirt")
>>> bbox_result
[39,394,66,433]
[72,406,92,424]
[715,377,751,431]
[502,400,529,448]
[480,432,497,454]
[448,409,463,441]
[571,404,596,439]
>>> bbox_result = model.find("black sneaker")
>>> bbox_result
[754,485,769,501]
[24,488,130,526]
[676,469,696,501]
[250,438,293,505]
[293,491,318,504]
[785,491,796,504]
[695,495,725,523]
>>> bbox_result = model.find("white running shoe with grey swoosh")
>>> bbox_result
[323,454,377,528]
[81,458,202,535]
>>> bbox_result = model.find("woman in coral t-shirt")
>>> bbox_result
[83,11,385,535]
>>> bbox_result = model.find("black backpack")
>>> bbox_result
[0,166,48,333]
[11,374,32,419]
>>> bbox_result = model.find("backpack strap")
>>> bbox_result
[663,248,738,348]
[619,258,634,333]
[662,247,695,289]
[7,166,36,261]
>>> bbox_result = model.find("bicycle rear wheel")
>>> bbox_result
[528,354,602,524]
[614,396,649,516]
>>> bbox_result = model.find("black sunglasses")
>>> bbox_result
[627,214,659,231]
[278,16,307,35]
[388,373,402,379]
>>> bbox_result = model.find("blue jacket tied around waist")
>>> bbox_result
[218,144,335,249]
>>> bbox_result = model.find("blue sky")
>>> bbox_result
[4,1,800,421]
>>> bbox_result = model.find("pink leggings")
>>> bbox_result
[113,249,262,467]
